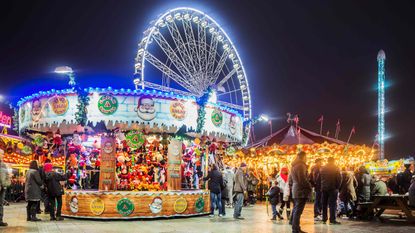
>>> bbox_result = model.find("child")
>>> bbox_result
[267,180,283,220]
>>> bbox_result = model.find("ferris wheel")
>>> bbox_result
[134,7,252,123]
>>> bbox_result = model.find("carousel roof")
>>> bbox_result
[249,124,348,148]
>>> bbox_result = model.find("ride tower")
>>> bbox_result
[377,49,386,160]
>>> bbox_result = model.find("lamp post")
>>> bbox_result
[54,66,76,87]
[259,114,272,136]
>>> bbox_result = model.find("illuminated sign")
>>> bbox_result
[0,111,12,128]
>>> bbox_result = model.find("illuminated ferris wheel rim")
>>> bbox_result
[133,7,252,122]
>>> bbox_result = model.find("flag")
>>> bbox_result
[318,115,324,123]
[335,119,341,139]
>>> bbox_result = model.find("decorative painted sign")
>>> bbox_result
[167,139,182,190]
[174,197,188,214]
[90,198,105,216]
[30,99,42,122]
[195,196,205,213]
[98,95,118,115]
[99,137,116,191]
[69,196,79,213]
[211,109,223,127]
[170,101,186,120]
[50,95,69,115]
[136,95,157,121]
[125,130,145,149]
[0,111,12,128]
[229,115,239,135]
[117,198,134,216]
[149,197,163,214]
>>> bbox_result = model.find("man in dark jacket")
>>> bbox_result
[203,164,224,217]
[309,158,322,221]
[44,162,68,221]
[37,159,51,214]
[290,151,312,233]
[267,180,283,220]
[233,163,248,220]
[397,163,414,194]
[318,157,342,224]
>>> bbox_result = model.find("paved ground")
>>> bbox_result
[0,202,414,233]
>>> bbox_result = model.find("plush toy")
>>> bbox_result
[53,130,62,147]
[118,166,131,190]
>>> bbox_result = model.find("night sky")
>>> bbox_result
[1,0,415,159]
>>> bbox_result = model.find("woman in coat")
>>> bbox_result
[44,162,68,221]
[25,160,43,221]
[356,166,371,203]
[339,169,357,217]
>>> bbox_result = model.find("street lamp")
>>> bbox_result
[259,114,272,136]
[54,66,76,87]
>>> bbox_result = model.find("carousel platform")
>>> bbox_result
[62,189,210,219]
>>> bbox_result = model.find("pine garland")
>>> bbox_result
[75,87,90,126]
[196,88,213,133]
[12,107,19,132]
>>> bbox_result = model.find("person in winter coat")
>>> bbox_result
[223,166,234,206]
[409,175,415,207]
[386,174,399,194]
[233,163,248,220]
[290,152,312,233]
[356,166,371,202]
[267,180,283,220]
[0,151,11,227]
[339,168,357,217]
[220,178,229,216]
[318,157,342,224]
[277,167,291,219]
[371,175,387,197]
[247,171,259,205]
[37,159,50,214]
[397,163,414,194]
[309,158,322,220]
[203,164,224,217]
[25,160,43,222]
[44,162,68,221]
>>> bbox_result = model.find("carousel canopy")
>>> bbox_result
[249,125,347,148]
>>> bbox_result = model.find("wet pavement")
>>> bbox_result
[0,202,414,233]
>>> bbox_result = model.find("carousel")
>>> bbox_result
[224,122,376,177]
[15,7,251,219]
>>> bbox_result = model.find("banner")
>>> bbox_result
[167,139,182,191]
[99,136,116,191]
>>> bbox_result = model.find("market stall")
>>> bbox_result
[224,124,376,177]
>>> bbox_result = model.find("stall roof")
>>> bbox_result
[248,125,348,148]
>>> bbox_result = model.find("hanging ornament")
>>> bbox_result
[125,130,145,149]
[33,134,44,147]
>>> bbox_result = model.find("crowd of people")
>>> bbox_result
[0,150,69,227]
[1,149,415,233]
[203,151,415,233]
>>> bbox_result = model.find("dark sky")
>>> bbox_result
[1,0,415,159]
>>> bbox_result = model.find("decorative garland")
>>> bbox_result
[196,87,213,133]
[12,107,19,132]
[75,87,90,126]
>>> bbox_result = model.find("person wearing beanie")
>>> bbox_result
[37,158,52,214]
[0,150,11,226]
[44,162,68,221]
[233,162,248,219]
[25,160,43,222]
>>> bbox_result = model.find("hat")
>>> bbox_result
[44,163,53,172]
[240,162,247,167]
